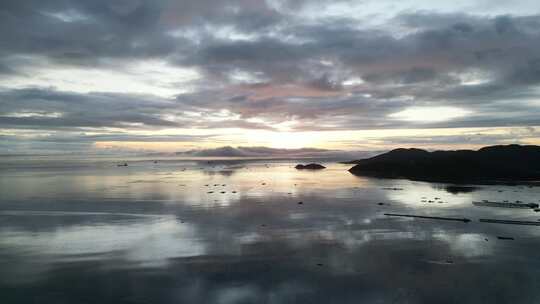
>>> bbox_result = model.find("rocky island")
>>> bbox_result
[295,163,326,170]
[347,144,540,183]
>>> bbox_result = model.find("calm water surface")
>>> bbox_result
[1,157,540,303]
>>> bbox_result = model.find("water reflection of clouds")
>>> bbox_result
[434,232,493,258]
[383,182,475,209]
[2,160,540,303]
[0,214,204,267]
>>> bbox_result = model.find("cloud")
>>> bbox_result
[0,88,186,129]
[1,1,540,152]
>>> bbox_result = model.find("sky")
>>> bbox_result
[1,0,540,154]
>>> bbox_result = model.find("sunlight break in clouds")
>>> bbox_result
[0,58,200,98]
[389,107,472,123]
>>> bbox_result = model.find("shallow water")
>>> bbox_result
[1,157,540,303]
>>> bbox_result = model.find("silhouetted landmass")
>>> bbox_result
[176,146,371,159]
[348,145,540,183]
[295,163,326,170]
[444,185,478,194]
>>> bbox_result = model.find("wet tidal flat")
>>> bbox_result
[1,158,540,303]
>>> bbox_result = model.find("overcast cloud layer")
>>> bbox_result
[1,0,540,153]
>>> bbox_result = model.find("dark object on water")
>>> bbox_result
[497,236,515,240]
[445,185,479,194]
[377,202,385,206]
[479,219,540,226]
[298,201,303,205]
[347,144,540,183]
[473,201,539,209]
[117,163,128,167]
[427,260,454,265]
[384,213,471,223]
[295,163,326,170]
[382,187,403,190]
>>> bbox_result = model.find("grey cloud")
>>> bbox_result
[3,1,540,89]
[0,0,284,70]
[0,87,279,133]
[0,132,215,154]
[176,11,540,107]
[0,133,211,143]
[0,88,186,129]
[176,79,540,131]
[0,1,179,71]
[1,1,540,150]
[0,63,17,76]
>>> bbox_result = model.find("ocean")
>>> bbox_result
[1,156,540,303]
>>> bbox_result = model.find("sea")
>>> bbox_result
[1,155,540,303]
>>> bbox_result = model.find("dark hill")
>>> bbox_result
[348,144,540,183]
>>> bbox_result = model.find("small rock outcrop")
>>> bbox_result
[295,163,326,170]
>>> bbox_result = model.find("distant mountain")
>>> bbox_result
[348,144,540,183]
[177,146,379,159]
